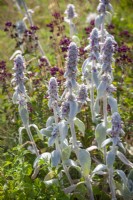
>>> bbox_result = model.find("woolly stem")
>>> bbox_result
[103,93,107,127]
[108,167,116,200]
[25,126,39,157]
[90,60,95,122]
[85,176,94,200]
[69,120,78,152]
[53,105,73,185]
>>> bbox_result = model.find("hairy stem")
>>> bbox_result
[108,167,116,200]
[85,176,94,200]
[90,60,95,122]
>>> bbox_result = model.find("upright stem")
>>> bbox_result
[53,105,73,185]
[85,176,94,200]
[103,93,107,127]
[25,126,39,157]
[69,120,78,152]
[108,167,116,200]
[90,60,95,122]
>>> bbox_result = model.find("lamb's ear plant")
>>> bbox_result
[64,4,77,38]
[11,51,39,157]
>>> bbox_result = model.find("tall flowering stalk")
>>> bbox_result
[11,51,39,157]
[82,27,100,122]
[62,42,94,199]
[64,4,77,38]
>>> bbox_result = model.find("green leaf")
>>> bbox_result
[95,122,106,149]
[78,149,91,176]
[74,117,85,136]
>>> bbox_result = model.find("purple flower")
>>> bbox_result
[48,77,58,108]
[61,101,70,119]
[64,42,78,88]
[64,4,77,22]
[77,84,89,104]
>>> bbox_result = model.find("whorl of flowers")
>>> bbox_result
[89,28,100,61]
[101,37,114,74]
[64,42,78,88]
[97,3,106,14]
[48,77,58,108]
[107,112,124,138]
[77,84,89,104]
[12,54,28,105]
[61,101,70,119]
[98,0,113,12]
[64,4,77,22]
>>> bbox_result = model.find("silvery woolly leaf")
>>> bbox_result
[18,127,25,144]
[116,170,128,186]
[95,14,104,28]
[44,179,58,185]
[92,70,99,88]
[118,142,126,153]
[51,149,61,167]
[29,124,43,140]
[48,135,56,147]
[74,117,85,136]
[82,58,89,74]
[46,116,55,127]
[40,152,51,162]
[128,169,133,182]
[58,120,68,142]
[101,138,112,148]
[86,146,98,152]
[97,81,107,99]
[40,126,53,137]
[12,91,18,104]
[95,122,106,149]
[94,99,100,114]
[64,159,77,167]
[62,146,71,161]
[63,184,76,194]
[33,152,51,168]
[19,106,29,126]
[69,101,78,120]
[116,151,133,168]
[105,11,112,24]
[92,164,107,174]
[108,96,118,113]
[78,149,91,176]
[106,148,116,168]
